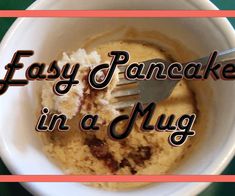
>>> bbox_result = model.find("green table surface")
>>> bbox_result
[0,0,234,195]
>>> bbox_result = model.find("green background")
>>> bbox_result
[0,0,234,195]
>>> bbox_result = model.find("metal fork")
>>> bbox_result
[112,48,235,110]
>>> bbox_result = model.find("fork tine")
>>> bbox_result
[118,65,126,73]
[117,70,136,85]
[113,88,140,98]
[119,72,125,79]
[112,94,139,103]
[113,100,137,110]
[117,78,137,86]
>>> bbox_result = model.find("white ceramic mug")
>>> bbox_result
[0,0,235,195]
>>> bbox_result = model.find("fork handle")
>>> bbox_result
[194,48,235,65]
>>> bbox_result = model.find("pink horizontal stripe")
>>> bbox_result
[0,10,235,17]
[0,175,234,182]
